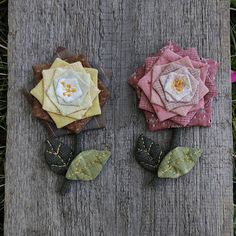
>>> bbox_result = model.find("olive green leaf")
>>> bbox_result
[158,147,203,178]
[66,150,111,181]
[45,139,74,175]
[135,134,163,172]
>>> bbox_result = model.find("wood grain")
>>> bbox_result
[5,0,232,235]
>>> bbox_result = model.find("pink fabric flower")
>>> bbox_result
[128,42,218,131]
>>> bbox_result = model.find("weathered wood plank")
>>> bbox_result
[5,0,232,235]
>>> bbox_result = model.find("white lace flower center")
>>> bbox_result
[55,77,83,103]
[161,72,192,101]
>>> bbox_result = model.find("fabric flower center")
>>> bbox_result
[161,72,193,102]
[61,81,78,97]
[55,77,83,103]
[172,77,185,92]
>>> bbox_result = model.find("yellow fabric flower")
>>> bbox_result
[30,58,101,128]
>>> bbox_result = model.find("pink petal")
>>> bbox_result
[231,71,236,83]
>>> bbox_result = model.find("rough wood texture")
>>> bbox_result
[5,0,232,235]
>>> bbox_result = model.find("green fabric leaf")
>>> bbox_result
[158,147,203,178]
[45,139,74,175]
[66,150,111,181]
[134,134,163,172]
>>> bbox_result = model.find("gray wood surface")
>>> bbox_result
[5,0,233,235]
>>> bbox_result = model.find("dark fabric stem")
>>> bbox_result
[59,179,73,195]
[74,133,83,155]
[170,128,181,149]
